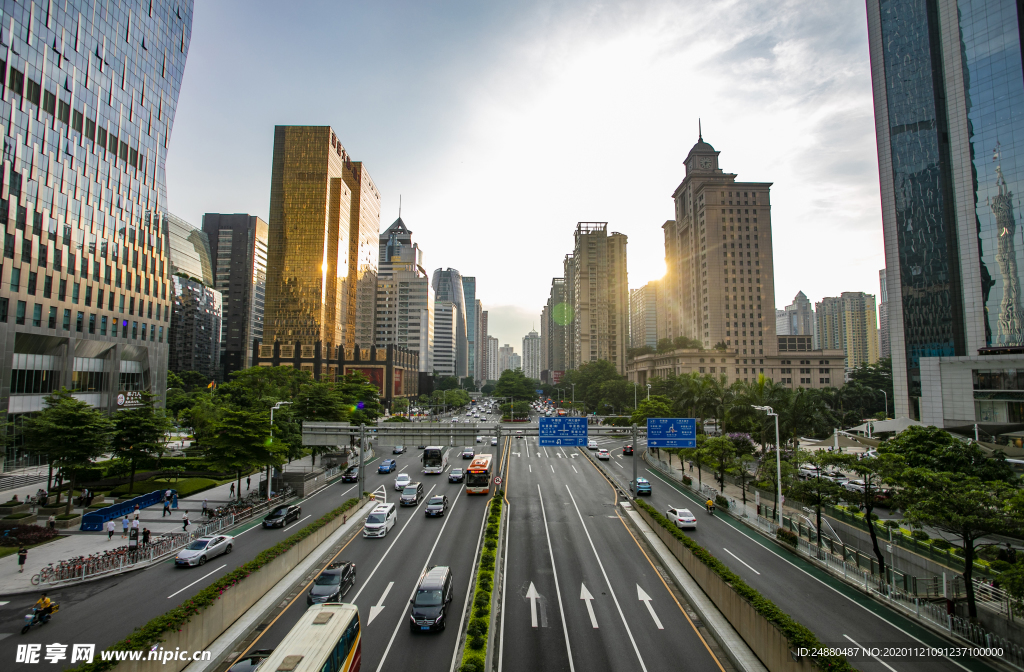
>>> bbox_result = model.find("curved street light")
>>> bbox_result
[752,405,782,525]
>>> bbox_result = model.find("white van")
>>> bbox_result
[363,503,397,538]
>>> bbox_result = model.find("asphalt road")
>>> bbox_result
[226,439,499,672]
[498,432,725,672]
[586,436,1000,672]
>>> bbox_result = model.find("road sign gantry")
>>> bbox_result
[538,416,588,447]
[646,417,696,448]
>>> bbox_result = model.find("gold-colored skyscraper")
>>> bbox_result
[265,126,371,350]
[343,162,381,348]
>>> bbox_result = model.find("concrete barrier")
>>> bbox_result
[636,507,817,672]
[118,499,369,672]
[81,490,170,531]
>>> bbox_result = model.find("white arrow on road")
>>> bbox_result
[580,584,598,628]
[368,581,394,625]
[512,452,520,457]
[637,585,664,629]
[526,582,540,628]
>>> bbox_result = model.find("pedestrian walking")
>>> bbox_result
[17,546,27,573]
[201,499,208,518]
[133,504,140,520]
[131,517,140,530]
[142,528,151,546]
[246,475,251,491]
[47,514,55,530]
[165,489,172,503]
[163,499,170,517]
[182,511,190,532]
[229,483,235,499]
[106,519,115,540]
[122,515,129,539]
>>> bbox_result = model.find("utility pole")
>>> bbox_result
[632,422,639,499]
[359,423,366,499]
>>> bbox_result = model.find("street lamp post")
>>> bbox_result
[571,383,576,416]
[752,405,782,525]
[269,401,293,502]
[646,383,651,401]
[878,389,888,420]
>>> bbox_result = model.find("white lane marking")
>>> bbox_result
[232,524,257,538]
[572,465,578,474]
[0,601,9,606]
[350,483,437,604]
[636,585,664,629]
[537,452,541,458]
[723,548,761,575]
[580,583,598,628]
[367,581,394,625]
[375,489,463,672]
[843,634,899,672]
[167,564,226,599]
[565,485,648,672]
[538,484,575,672]
[529,465,532,473]
[526,582,540,627]
[282,514,311,532]
[550,465,555,473]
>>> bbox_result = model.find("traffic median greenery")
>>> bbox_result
[633,498,855,672]
[65,496,364,672]
[459,494,503,672]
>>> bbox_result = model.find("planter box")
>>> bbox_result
[53,515,82,529]
[0,503,31,515]
[0,515,37,528]
[38,506,67,517]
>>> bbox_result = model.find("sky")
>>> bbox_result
[165,0,884,352]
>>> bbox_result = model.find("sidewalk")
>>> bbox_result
[0,454,323,595]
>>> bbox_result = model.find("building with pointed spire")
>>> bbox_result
[375,217,433,372]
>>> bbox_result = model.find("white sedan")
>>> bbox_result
[394,473,411,491]
[666,508,697,530]
[476,436,484,443]
[588,439,598,449]
[175,534,234,567]
[597,449,610,460]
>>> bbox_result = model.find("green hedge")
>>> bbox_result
[66,497,364,672]
[634,499,854,672]
[460,495,503,672]
[109,478,217,498]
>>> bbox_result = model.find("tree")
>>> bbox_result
[436,376,460,391]
[392,398,410,414]
[755,454,797,521]
[23,389,114,514]
[627,345,655,359]
[112,392,173,496]
[481,383,496,395]
[630,396,673,427]
[294,381,347,423]
[672,336,703,350]
[207,408,270,500]
[560,360,624,412]
[216,366,311,411]
[831,454,895,579]
[493,368,539,400]
[700,436,736,493]
[656,338,675,354]
[789,451,847,546]
[880,425,1016,482]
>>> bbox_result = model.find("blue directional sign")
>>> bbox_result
[539,417,588,447]
[647,418,697,448]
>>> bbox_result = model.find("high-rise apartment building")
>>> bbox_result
[375,217,433,372]
[562,254,576,371]
[0,0,194,469]
[202,214,268,378]
[166,214,221,381]
[878,269,889,360]
[568,223,628,373]
[479,309,489,382]
[663,133,777,357]
[816,293,879,370]
[498,344,516,375]
[522,330,541,380]
[487,335,499,382]
[776,291,814,342]
[629,281,659,349]
[541,277,567,382]
[432,268,468,377]
[433,302,456,377]
[342,162,381,348]
[510,353,521,371]
[867,0,1024,422]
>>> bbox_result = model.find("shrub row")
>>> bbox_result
[0,524,60,547]
[633,498,854,672]
[459,495,503,672]
[65,497,364,672]
[109,477,217,498]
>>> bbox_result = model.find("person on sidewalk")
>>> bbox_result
[17,546,27,572]
[106,519,115,540]
[47,514,55,530]
[201,499,208,518]
[133,504,140,521]
[165,489,172,503]
[182,511,190,532]
[131,517,139,531]
[246,476,251,491]
[229,483,235,499]
[121,515,129,539]
[142,528,151,546]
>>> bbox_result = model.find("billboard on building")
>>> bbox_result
[346,367,385,395]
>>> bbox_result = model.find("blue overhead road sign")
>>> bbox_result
[647,418,697,448]
[539,417,588,447]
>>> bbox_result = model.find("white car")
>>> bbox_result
[175,534,234,567]
[588,439,598,449]
[597,449,610,460]
[394,473,411,491]
[820,471,849,485]
[797,463,821,479]
[666,507,697,530]
[490,437,498,446]
[476,435,484,443]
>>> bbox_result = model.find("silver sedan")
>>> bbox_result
[175,534,234,567]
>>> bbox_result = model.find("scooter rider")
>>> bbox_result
[705,498,715,514]
[33,593,52,622]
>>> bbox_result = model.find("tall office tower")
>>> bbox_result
[0,0,194,470]
[775,309,790,336]
[562,254,576,370]
[522,330,541,380]
[202,214,268,377]
[479,309,489,381]
[569,223,629,373]
[432,268,468,376]
[166,214,221,381]
[780,291,815,339]
[375,218,433,372]
[878,269,890,360]
[498,344,516,374]
[663,133,777,358]
[867,0,1024,421]
[341,162,381,347]
[432,302,456,376]
[462,276,477,382]
[263,126,365,351]
[542,277,567,381]
[487,335,499,382]
[629,282,659,349]
[815,292,879,370]
[474,299,483,384]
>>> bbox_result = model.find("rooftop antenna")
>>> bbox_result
[399,194,402,218]
[699,118,702,141]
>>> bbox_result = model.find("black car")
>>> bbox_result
[306,561,356,605]
[424,495,448,517]
[409,565,453,632]
[263,504,301,528]
[227,649,274,672]
[341,466,359,483]
[449,468,464,483]
[623,444,634,455]
[393,445,406,454]
[418,445,427,450]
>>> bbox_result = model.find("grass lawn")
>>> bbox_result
[0,534,66,559]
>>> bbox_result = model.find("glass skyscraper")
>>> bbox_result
[0,0,193,469]
[869,0,1024,423]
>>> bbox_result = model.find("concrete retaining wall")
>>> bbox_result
[636,507,817,672]
[118,500,367,672]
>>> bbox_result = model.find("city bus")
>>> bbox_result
[465,454,493,494]
[422,446,449,474]
[557,408,567,417]
[256,603,360,672]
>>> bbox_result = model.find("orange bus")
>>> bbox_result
[465,454,493,494]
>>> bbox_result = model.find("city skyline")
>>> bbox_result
[164,0,883,349]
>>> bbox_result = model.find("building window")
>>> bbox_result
[31,303,41,327]
[72,282,80,304]
[48,306,56,329]
[58,279,66,301]
[158,325,163,342]
[62,309,71,330]
[100,315,107,336]
[131,321,138,339]
[76,311,84,332]
[27,271,36,295]
[15,300,25,325]
[10,267,19,291]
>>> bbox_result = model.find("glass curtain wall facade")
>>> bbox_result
[0,0,193,469]
[431,267,468,376]
[166,212,220,380]
[342,161,380,349]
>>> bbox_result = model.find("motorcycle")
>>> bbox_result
[22,603,59,634]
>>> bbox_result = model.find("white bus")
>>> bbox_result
[256,603,360,672]
[422,446,449,474]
